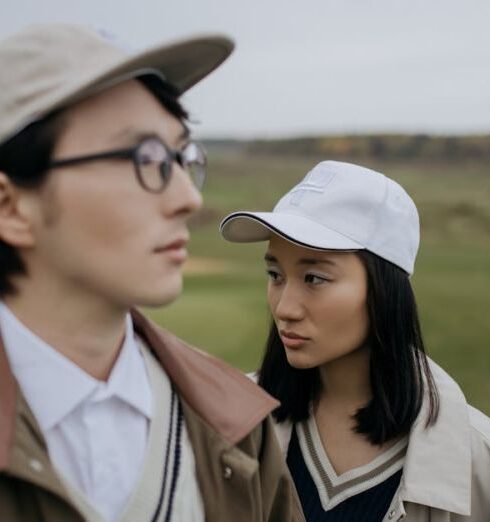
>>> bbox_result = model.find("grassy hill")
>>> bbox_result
[146,140,490,415]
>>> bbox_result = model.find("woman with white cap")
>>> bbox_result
[220,161,490,521]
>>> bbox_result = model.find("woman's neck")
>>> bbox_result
[318,345,372,411]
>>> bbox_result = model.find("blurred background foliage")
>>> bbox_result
[146,134,490,415]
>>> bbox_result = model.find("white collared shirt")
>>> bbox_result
[0,303,153,522]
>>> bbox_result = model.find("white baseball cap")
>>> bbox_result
[220,161,420,275]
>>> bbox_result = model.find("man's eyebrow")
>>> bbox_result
[110,125,190,147]
[110,128,155,146]
[264,253,277,263]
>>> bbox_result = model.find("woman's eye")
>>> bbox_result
[304,274,328,285]
[266,269,282,283]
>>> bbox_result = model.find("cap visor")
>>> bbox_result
[220,212,364,251]
[62,34,234,105]
[111,35,234,94]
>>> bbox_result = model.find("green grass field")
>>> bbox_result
[146,153,490,415]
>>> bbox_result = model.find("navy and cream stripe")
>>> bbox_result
[296,416,407,511]
[151,388,184,522]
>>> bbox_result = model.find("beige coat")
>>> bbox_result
[273,362,490,521]
[0,309,304,522]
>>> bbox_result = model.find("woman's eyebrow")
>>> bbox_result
[264,253,336,267]
[297,258,336,266]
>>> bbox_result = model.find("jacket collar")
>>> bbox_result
[0,308,152,431]
[0,310,279,470]
[0,308,278,472]
[0,332,16,470]
[131,308,278,445]
[271,360,473,517]
[399,360,472,516]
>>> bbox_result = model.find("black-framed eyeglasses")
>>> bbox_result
[48,136,207,193]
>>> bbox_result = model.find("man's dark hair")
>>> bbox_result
[258,250,440,446]
[0,76,188,295]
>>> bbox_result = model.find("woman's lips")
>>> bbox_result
[280,330,310,349]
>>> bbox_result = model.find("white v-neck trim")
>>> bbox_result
[297,416,407,511]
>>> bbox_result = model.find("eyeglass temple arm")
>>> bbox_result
[49,149,134,169]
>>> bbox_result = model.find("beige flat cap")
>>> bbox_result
[0,24,234,144]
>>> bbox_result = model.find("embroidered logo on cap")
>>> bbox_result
[289,167,336,206]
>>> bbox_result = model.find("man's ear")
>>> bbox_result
[0,172,37,248]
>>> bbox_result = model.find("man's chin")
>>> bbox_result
[133,277,184,309]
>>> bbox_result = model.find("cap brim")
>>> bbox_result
[104,35,234,95]
[220,212,364,251]
[56,34,234,108]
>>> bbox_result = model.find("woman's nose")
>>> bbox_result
[273,284,305,322]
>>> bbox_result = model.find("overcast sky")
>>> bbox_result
[2,1,490,138]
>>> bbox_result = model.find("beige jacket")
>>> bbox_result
[273,362,490,521]
[0,309,304,522]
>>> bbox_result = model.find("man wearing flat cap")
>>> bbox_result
[0,25,302,522]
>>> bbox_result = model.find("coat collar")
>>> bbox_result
[0,308,152,431]
[0,331,16,469]
[272,360,473,517]
[397,360,472,516]
[0,308,278,472]
[130,308,278,445]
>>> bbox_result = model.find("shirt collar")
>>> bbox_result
[99,315,153,419]
[0,304,153,432]
[399,359,472,516]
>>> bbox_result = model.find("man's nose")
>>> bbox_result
[163,162,203,217]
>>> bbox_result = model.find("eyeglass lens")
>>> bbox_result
[135,139,206,192]
[181,142,206,190]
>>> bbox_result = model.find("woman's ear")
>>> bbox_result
[0,172,37,248]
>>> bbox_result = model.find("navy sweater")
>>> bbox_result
[287,427,402,521]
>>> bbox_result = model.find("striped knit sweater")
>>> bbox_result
[287,417,406,521]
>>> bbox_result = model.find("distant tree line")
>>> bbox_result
[241,134,490,161]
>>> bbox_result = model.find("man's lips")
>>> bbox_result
[162,238,188,250]
[279,330,310,348]
[154,237,189,262]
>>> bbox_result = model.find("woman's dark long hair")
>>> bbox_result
[258,250,440,445]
